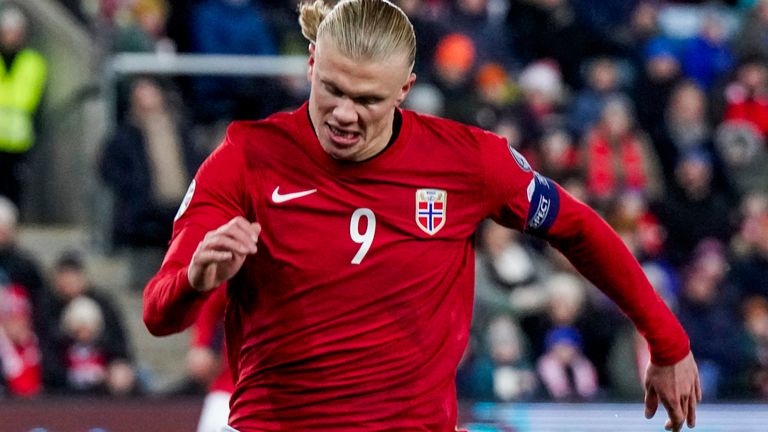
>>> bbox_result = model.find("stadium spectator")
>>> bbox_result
[567,57,625,139]
[677,239,747,400]
[50,296,131,395]
[625,1,661,61]
[395,0,448,78]
[43,251,137,396]
[188,0,281,122]
[655,151,733,266]
[473,220,549,338]
[713,118,768,195]
[536,326,599,401]
[460,314,537,402]
[113,0,175,54]
[429,32,479,124]
[582,96,664,210]
[634,36,682,137]
[0,196,47,345]
[446,0,513,68]
[741,295,768,398]
[468,63,520,132]
[568,0,639,54]
[514,60,567,151]
[0,278,41,398]
[680,13,734,91]
[0,4,47,207]
[99,77,203,290]
[604,190,661,260]
[734,0,768,61]
[722,56,768,140]
[651,80,718,185]
[731,193,768,300]
[190,0,277,57]
[521,271,618,387]
[536,127,581,185]
[505,0,597,88]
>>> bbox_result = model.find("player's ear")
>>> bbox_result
[307,43,316,82]
[395,73,417,107]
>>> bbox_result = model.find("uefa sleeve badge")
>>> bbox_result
[175,180,196,221]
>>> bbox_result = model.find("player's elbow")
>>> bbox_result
[143,303,180,337]
[144,310,167,336]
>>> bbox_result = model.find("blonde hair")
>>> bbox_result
[299,0,416,67]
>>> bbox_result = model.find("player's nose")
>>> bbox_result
[332,98,357,125]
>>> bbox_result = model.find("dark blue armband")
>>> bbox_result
[526,173,560,236]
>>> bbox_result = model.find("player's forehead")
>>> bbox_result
[315,36,411,75]
[315,37,410,95]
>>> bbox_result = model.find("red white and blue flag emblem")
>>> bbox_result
[415,189,447,235]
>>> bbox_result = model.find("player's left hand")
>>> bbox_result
[644,351,702,431]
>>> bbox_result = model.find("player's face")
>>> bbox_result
[307,37,416,161]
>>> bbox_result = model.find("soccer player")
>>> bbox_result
[143,0,701,430]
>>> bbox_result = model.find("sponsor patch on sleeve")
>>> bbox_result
[526,173,560,236]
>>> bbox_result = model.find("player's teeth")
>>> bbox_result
[333,126,354,138]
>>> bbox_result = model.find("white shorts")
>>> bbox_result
[195,390,231,432]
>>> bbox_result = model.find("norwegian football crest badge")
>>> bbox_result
[415,189,447,235]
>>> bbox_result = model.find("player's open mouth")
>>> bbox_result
[328,124,361,146]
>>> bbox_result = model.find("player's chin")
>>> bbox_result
[322,140,365,161]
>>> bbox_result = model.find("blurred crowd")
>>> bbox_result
[1,0,768,405]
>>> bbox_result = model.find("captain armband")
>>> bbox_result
[525,173,560,237]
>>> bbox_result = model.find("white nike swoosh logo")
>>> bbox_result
[271,186,318,203]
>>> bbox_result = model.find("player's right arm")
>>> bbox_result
[186,283,230,385]
[143,126,257,336]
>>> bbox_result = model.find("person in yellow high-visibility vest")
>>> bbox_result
[0,4,47,207]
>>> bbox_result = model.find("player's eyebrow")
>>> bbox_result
[320,79,386,102]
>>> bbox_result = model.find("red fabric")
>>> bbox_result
[144,104,688,430]
[192,285,234,393]
[0,284,41,397]
[65,343,108,388]
[724,96,768,138]
[0,336,41,397]
[585,128,648,200]
[0,283,32,319]
[191,284,227,348]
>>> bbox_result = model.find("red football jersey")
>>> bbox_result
[191,284,234,394]
[144,103,689,431]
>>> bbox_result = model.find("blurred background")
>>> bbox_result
[0,0,767,430]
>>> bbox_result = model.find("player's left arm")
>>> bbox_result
[478,130,701,431]
[537,182,701,431]
[534,181,688,363]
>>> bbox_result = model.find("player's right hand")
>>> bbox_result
[188,217,261,292]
